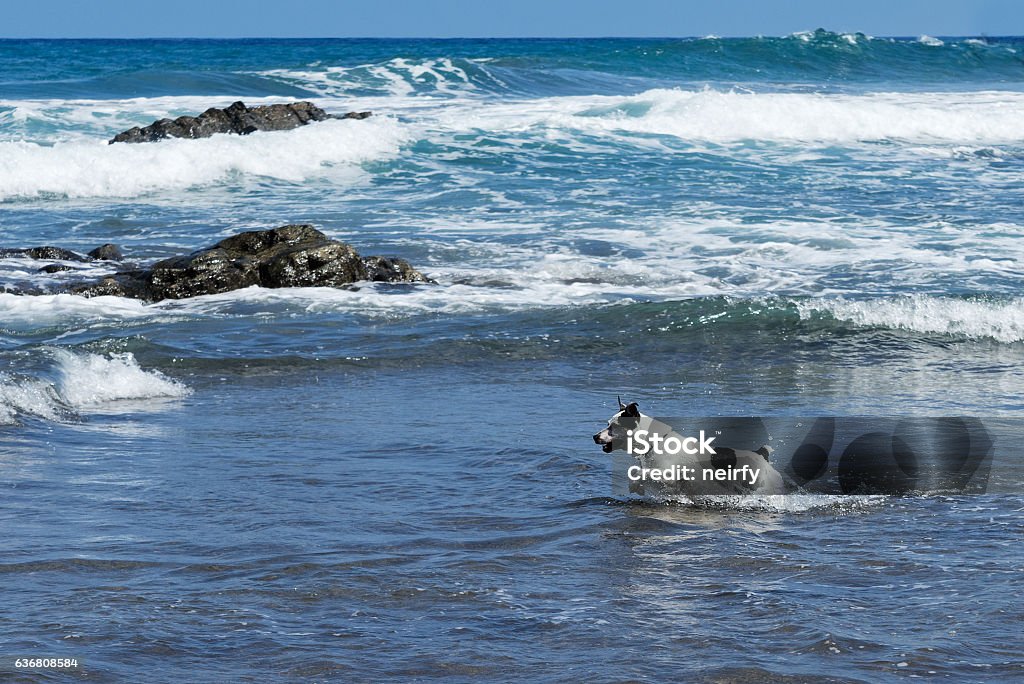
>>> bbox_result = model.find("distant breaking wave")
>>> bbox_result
[259,57,509,98]
[2,87,1024,200]
[563,88,1024,143]
[434,88,1024,145]
[0,115,407,200]
[254,32,1024,99]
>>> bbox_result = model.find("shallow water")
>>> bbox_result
[1,34,1023,681]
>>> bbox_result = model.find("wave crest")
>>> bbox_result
[564,88,1024,144]
[259,57,505,98]
[797,295,1024,343]
[0,115,406,201]
[0,350,190,426]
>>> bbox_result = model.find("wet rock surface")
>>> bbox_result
[30,225,431,301]
[88,244,124,261]
[108,101,371,144]
[0,246,88,262]
[0,243,121,278]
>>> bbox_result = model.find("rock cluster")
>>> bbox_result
[2,226,431,301]
[0,243,122,271]
[109,101,371,144]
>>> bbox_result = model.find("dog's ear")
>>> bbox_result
[623,402,640,418]
[618,395,625,411]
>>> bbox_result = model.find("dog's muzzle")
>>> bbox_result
[593,430,615,453]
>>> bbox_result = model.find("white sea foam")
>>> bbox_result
[258,57,492,98]
[797,295,1024,343]
[0,94,319,136]
[437,88,1024,145]
[0,349,190,425]
[18,86,1024,151]
[3,87,1023,202]
[0,293,158,328]
[0,376,66,425]
[52,349,190,406]
[669,494,887,512]
[0,115,407,200]
[2,282,1021,350]
[1,201,1022,331]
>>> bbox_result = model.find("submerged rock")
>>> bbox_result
[65,224,431,301]
[362,255,432,283]
[0,244,123,275]
[88,244,123,261]
[108,101,371,144]
[0,246,88,261]
[39,264,75,274]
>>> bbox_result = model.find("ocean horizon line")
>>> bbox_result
[0,32,1011,41]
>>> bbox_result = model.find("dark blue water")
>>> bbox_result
[1,33,1023,681]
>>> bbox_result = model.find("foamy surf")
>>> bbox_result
[433,88,1024,146]
[3,283,1023,348]
[798,295,1024,343]
[0,349,190,425]
[258,57,496,98]
[656,493,889,512]
[0,94,332,138]
[0,376,68,425]
[4,86,1024,203]
[0,115,407,200]
[0,293,162,331]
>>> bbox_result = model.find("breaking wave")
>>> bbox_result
[2,287,1021,346]
[435,88,1024,145]
[0,115,407,200]
[0,349,190,425]
[3,85,1023,204]
[797,295,1024,343]
[255,33,1024,99]
[259,57,505,98]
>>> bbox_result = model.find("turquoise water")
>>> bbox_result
[1,33,1023,681]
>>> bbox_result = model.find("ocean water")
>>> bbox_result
[1,32,1023,681]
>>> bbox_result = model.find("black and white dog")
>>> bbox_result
[594,398,788,496]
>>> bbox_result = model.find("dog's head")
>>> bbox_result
[593,397,642,453]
